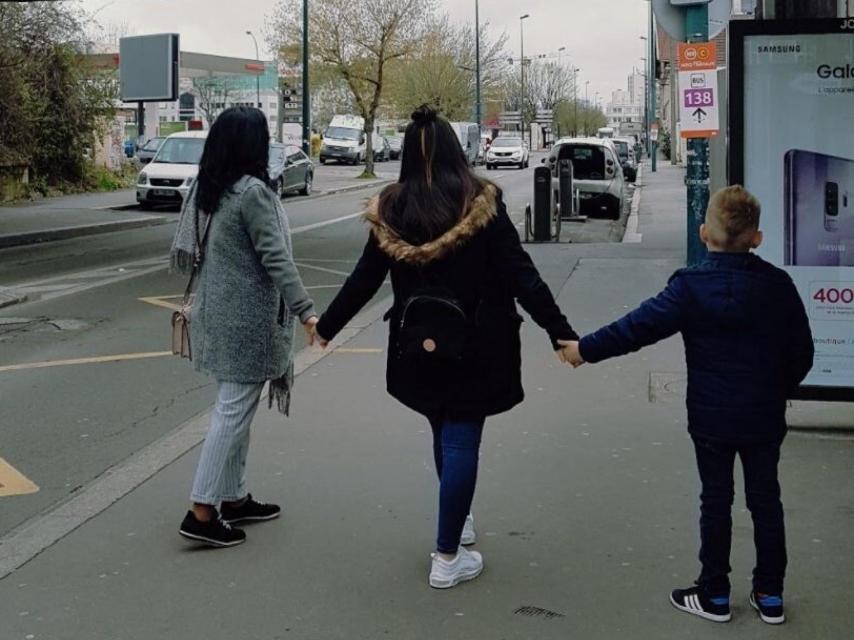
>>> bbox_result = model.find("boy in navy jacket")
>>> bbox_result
[563,186,814,625]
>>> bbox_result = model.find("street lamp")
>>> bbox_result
[519,14,530,146]
[245,30,261,109]
[475,0,482,131]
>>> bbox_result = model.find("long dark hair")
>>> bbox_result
[378,105,484,245]
[196,106,271,213]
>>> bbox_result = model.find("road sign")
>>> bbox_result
[677,42,719,138]
[650,123,659,142]
[652,0,731,40]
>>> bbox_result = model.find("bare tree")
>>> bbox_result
[267,0,435,177]
[193,76,240,127]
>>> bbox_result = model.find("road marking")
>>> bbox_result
[0,458,39,497]
[291,211,364,235]
[294,262,352,277]
[138,295,183,312]
[0,351,172,373]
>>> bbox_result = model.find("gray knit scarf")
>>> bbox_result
[169,181,295,416]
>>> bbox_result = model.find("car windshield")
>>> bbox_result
[613,141,629,159]
[492,138,522,148]
[325,126,361,141]
[142,138,164,152]
[153,138,205,164]
[558,144,606,180]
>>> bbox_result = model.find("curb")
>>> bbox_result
[0,287,27,309]
[316,178,394,198]
[621,165,644,244]
[0,216,172,250]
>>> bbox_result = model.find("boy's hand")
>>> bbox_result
[557,340,585,368]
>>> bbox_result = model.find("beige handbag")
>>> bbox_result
[171,207,210,360]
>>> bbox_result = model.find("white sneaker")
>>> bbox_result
[461,514,476,546]
[429,547,483,589]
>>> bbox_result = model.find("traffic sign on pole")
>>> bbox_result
[677,42,720,138]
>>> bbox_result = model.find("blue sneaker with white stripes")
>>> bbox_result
[750,591,785,625]
[670,586,732,623]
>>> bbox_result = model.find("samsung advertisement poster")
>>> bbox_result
[731,20,854,397]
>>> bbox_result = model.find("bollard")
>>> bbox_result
[532,165,553,242]
[558,159,574,220]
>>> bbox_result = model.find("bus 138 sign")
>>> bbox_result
[678,42,719,138]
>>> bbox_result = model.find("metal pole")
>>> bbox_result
[246,31,261,108]
[302,0,311,154]
[137,101,145,144]
[685,4,710,266]
[670,66,678,165]
[475,0,482,130]
[649,0,657,172]
[520,15,529,146]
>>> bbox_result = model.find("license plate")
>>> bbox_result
[153,189,174,196]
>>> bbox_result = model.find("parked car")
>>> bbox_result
[373,136,391,163]
[450,122,481,166]
[545,137,626,219]
[387,135,403,160]
[269,142,314,197]
[612,137,637,182]
[136,136,166,165]
[136,131,206,209]
[485,136,529,170]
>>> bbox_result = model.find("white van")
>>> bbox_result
[136,131,207,208]
[320,115,367,165]
[450,122,481,166]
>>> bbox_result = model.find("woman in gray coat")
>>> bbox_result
[171,107,317,548]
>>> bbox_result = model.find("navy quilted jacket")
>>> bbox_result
[579,252,814,443]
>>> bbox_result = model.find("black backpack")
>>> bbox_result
[397,287,472,362]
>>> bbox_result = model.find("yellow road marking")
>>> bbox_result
[0,351,172,373]
[334,348,384,354]
[0,458,39,497]
[138,295,183,312]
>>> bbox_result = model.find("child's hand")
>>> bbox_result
[557,340,585,368]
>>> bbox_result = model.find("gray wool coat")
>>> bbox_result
[191,175,316,383]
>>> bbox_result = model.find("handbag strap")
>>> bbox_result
[181,201,212,308]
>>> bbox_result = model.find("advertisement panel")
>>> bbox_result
[730,20,854,399]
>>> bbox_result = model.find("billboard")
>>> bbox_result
[119,34,179,102]
[730,19,854,399]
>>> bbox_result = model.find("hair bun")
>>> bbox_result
[411,104,438,124]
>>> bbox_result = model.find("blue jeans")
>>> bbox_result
[692,436,787,596]
[429,416,485,554]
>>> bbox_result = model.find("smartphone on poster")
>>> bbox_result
[784,149,854,267]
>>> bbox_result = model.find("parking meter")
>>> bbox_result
[533,166,553,242]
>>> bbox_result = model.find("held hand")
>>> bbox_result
[303,316,319,346]
[557,340,585,368]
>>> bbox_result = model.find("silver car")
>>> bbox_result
[485,137,529,170]
[545,137,626,219]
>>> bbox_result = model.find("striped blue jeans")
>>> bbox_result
[190,381,265,505]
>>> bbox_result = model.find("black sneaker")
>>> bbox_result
[220,494,281,524]
[750,591,785,625]
[670,586,732,623]
[179,509,246,548]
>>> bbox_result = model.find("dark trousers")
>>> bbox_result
[692,435,787,596]
[428,416,485,554]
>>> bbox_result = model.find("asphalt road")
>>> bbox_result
[0,158,548,537]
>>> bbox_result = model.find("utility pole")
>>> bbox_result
[685,3,710,266]
[475,0,482,130]
[520,14,530,146]
[648,0,657,172]
[302,0,311,154]
[246,31,261,108]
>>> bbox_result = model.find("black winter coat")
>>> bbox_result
[579,252,815,443]
[316,184,577,418]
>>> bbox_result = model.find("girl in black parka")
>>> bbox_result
[315,106,577,589]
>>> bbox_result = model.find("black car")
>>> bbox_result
[269,143,314,197]
[137,137,165,165]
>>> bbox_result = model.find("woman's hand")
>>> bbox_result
[557,340,585,368]
[303,316,329,349]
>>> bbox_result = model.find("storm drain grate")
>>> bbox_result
[514,605,565,620]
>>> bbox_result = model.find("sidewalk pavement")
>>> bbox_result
[0,169,395,250]
[1,161,852,639]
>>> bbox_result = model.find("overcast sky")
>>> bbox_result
[78,0,651,107]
